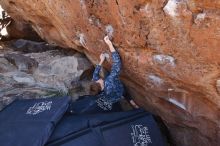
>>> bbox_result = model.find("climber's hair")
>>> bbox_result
[89,81,102,95]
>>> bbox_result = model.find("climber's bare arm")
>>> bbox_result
[104,36,115,52]
[104,36,122,78]
[92,54,106,81]
[99,54,105,65]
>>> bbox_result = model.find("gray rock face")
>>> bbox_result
[0,40,93,111]
[34,54,93,93]
[12,72,35,85]
[0,57,16,73]
[4,53,38,73]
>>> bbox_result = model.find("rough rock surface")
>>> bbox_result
[4,53,38,73]
[1,0,220,145]
[0,40,93,111]
[7,20,42,41]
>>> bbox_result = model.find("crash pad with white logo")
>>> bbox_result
[47,109,165,146]
[0,96,70,146]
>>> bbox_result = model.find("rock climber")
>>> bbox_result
[89,36,139,110]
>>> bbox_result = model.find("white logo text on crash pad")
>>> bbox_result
[131,124,152,146]
[26,101,52,115]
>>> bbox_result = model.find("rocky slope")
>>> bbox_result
[1,0,220,145]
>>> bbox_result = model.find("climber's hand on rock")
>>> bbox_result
[104,36,116,52]
[99,53,106,65]
[104,36,112,46]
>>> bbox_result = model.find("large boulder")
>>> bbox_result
[33,52,93,93]
[1,1,220,145]
[0,41,93,112]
